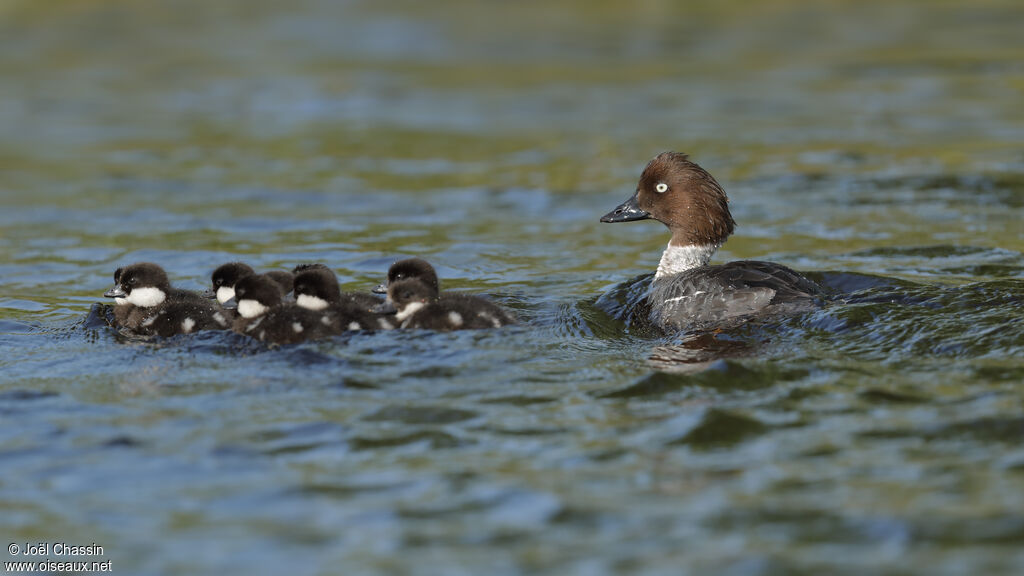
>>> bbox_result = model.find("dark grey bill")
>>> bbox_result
[600,192,650,223]
[104,286,127,298]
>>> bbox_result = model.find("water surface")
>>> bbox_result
[1,1,1023,574]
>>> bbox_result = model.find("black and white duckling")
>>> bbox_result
[229,273,338,344]
[381,278,516,331]
[372,258,439,295]
[373,257,515,328]
[264,270,295,297]
[206,262,295,305]
[292,268,393,331]
[104,262,230,337]
[205,262,255,305]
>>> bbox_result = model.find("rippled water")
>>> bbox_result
[2,1,1023,574]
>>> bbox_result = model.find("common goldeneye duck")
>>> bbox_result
[380,278,516,331]
[292,268,392,331]
[205,262,255,304]
[229,274,338,344]
[600,151,825,330]
[104,262,230,336]
[372,258,439,295]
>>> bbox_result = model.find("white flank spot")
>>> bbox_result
[181,318,196,333]
[296,293,329,311]
[292,322,303,333]
[237,299,269,319]
[663,290,707,305]
[126,287,166,308]
[655,243,720,279]
[213,312,226,326]
[447,312,463,327]
[321,315,331,326]
[347,321,361,331]
[377,318,393,330]
[216,286,235,305]
[245,317,263,333]
[395,301,425,322]
[141,315,157,327]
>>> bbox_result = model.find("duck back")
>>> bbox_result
[649,260,824,330]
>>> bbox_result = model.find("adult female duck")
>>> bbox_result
[601,152,824,330]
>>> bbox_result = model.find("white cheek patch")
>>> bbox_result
[114,297,128,306]
[395,301,425,322]
[216,286,235,305]
[126,287,166,308]
[296,294,329,311]
[292,322,303,333]
[237,299,269,319]
[447,312,463,327]
[181,318,196,333]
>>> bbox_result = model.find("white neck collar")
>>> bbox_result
[655,243,719,279]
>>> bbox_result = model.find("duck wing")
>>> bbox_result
[649,260,823,329]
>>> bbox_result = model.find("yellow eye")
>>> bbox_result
[655,183,669,193]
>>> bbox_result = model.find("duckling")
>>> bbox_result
[205,262,255,305]
[292,268,393,331]
[382,278,516,331]
[206,262,295,302]
[292,262,331,275]
[229,274,338,344]
[264,270,295,297]
[104,262,230,337]
[372,258,439,295]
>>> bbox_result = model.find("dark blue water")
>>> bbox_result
[2,1,1023,574]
